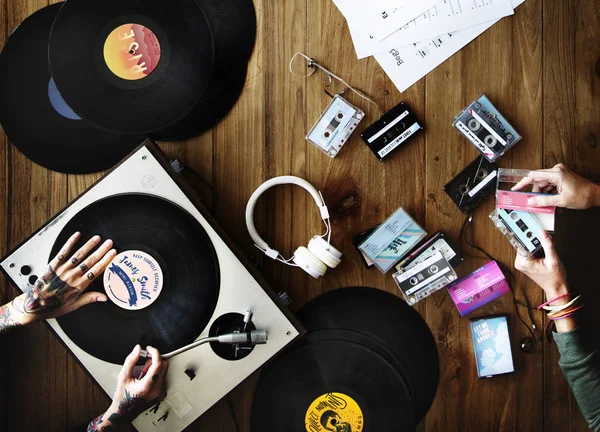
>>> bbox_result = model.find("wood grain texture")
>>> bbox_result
[0,0,599,430]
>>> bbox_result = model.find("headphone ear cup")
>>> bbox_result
[293,246,327,279]
[307,237,342,268]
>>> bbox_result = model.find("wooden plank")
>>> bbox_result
[423,1,544,429]
[543,0,600,430]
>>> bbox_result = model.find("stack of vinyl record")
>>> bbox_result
[0,0,256,174]
[251,287,440,432]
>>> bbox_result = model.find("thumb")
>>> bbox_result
[538,231,559,261]
[70,292,108,311]
[528,194,561,207]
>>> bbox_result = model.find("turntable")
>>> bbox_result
[0,140,302,431]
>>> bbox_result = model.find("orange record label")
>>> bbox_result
[103,250,163,310]
[305,393,364,432]
[103,23,161,80]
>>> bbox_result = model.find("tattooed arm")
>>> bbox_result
[0,232,116,334]
[88,345,168,431]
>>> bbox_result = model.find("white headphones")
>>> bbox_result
[245,176,342,279]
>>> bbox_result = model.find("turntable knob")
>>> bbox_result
[28,275,38,285]
[20,265,31,275]
[184,368,196,381]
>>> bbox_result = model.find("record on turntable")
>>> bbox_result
[153,0,256,140]
[0,140,302,432]
[48,0,215,134]
[0,4,144,174]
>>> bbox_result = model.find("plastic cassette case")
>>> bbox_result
[453,95,521,162]
[489,208,544,257]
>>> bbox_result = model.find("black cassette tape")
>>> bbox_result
[361,102,422,161]
[352,224,379,268]
[443,156,498,213]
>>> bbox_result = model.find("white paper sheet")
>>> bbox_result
[342,0,515,59]
[334,0,443,57]
[375,0,526,92]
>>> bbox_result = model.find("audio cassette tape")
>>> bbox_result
[360,101,422,161]
[453,95,521,162]
[395,231,463,272]
[306,94,364,158]
[443,156,498,213]
[393,251,457,305]
[489,208,544,257]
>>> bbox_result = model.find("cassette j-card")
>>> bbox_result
[444,156,498,214]
[361,101,422,161]
[453,95,521,162]
[306,95,364,158]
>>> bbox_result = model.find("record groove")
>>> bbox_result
[51,194,220,365]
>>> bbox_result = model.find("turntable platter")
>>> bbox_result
[51,194,220,365]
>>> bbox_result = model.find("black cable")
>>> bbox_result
[226,395,241,432]
[459,213,538,344]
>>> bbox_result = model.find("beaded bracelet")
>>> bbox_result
[537,293,572,311]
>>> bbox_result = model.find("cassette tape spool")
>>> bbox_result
[443,156,498,213]
[453,95,521,162]
[489,208,543,257]
[393,251,457,305]
[306,95,364,158]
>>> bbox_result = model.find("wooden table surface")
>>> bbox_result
[1,0,599,431]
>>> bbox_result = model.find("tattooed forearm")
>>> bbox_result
[0,303,23,334]
[87,390,147,431]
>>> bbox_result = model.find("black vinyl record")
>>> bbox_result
[0,4,144,174]
[297,287,440,423]
[251,339,415,432]
[152,0,256,140]
[48,0,215,134]
[51,194,220,365]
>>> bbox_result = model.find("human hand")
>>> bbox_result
[514,230,568,298]
[87,345,168,431]
[11,232,117,324]
[511,163,600,210]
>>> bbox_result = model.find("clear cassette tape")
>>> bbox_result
[306,95,364,158]
[489,208,544,257]
[393,251,457,305]
[453,94,521,162]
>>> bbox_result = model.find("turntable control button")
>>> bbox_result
[184,368,196,381]
[28,275,38,285]
[158,411,169,422]
[20,265,31,275]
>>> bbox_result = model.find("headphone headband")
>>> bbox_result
[245,176,330,260]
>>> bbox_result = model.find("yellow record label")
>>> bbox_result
[305,393,364,432]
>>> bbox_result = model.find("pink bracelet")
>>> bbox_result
[538,293,571,311]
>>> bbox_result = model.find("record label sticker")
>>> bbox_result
[103,24,161,80]
[305,392,364,432]
[103,250,163,310]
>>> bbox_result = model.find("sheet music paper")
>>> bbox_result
[375,0,526,92]
[338,0,514,59]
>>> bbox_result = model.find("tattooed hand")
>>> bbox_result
[7,232,117,327]
[88,345,168,431]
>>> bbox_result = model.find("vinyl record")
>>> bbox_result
[51,194,220,365]
[251,339,415,432]
[0,4,144,174]
[48,0,215,134]
[152,0,256,140]
[297,287,439,423]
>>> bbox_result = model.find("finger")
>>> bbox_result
[511,177,533,191]
[80,248,117,288]
[67,235,101,268]
[76,239,114,276]
[140,346,163,386]
[138,358,153,380]
[120,345,142,380]
[66,291,108,312]
[538,230,559,262]
[49,232,81,269]
[527,194,562,207]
